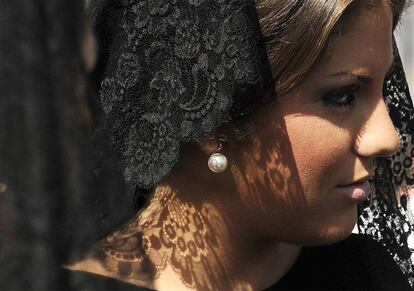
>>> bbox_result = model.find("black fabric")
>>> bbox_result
[64,234,411,290]
[88,0,274,190]
[88,0,414,288]
[358,40,414,286]
[267,234,412,291]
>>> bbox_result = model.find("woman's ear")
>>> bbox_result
[196,136,221,156]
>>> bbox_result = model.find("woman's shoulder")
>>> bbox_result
[63,188,197,291]
[63,212,157,290]
[268,234,412,290]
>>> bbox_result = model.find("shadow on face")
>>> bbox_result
[226,2,399,245]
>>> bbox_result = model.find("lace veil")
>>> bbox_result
[358,40,414,286]
[89,0,273,191]
[89,0,414,286]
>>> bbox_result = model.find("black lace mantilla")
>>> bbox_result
[92,0,414,286]
[97,0,271,189]
[358,41,414,287]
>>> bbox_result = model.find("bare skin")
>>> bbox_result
[67,3,400,290]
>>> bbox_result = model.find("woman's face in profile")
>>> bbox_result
[236,3,400,245]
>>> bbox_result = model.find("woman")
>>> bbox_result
[67,0,413,289]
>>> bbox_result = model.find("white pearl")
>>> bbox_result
[208,153,228,173]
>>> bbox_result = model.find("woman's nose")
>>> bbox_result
[354,98,400,158]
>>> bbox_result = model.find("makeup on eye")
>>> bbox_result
[322,83,359,109]
[318,60,394,111]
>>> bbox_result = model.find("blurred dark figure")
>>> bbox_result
[0,1,137,290]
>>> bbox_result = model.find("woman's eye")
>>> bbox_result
[322,84,359,110]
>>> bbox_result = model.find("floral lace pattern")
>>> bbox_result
[94,0,414,286]
[358,41,414,287]
[98,0,271,189]
[89,186,230,290]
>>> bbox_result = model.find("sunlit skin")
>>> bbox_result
[67,3,400,291]
[232,2,400,246]
[171,2,399,288]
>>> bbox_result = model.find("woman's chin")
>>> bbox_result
[315,219,358,246]
[291,209,359,246]
[314,204,360,245]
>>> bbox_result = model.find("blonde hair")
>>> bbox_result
[256,0,407,96]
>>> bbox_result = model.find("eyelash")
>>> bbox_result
[322,84,359,110]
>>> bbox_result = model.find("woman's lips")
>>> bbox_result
[336,181,370,202]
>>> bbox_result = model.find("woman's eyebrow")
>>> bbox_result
[324,60,395,83]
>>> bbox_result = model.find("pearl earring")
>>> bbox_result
[208,153,228,173]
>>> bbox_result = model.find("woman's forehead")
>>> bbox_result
[310,3,393,80]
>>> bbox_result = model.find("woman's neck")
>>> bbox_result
[66,184,301,290]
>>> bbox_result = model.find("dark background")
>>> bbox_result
[0,1,139,290]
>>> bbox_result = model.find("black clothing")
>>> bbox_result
[67,234,411,290]
[90,0,414,283]
[268,234,412,290]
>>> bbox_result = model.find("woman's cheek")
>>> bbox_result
[286,117,350,202]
